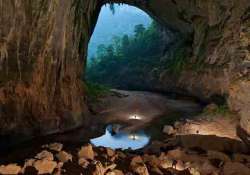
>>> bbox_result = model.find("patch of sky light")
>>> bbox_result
[87,4,152,59]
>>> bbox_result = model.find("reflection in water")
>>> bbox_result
[128,134,140,140]
[90,124,150,150]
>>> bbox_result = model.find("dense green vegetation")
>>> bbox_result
[87,21,165,89]
[86,21,191,90]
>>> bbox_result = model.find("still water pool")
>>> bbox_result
[90,124,150,150]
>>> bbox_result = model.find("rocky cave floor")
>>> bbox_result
[0,115,250,175]
[0,128,249,175]
[0,91,250,175]
[0,132,250,175]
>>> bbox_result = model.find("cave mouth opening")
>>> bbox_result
[85,3,192,150]
[84,3,238,151]
[85,3,179,93]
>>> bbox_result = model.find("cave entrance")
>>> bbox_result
[86,3,174,91]
[85,3,203,150]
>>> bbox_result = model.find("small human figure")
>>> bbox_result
[172,160,177,169]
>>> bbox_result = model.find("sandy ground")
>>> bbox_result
[176,116,239,140]
[91,89,240,141]
[93,89,201,130]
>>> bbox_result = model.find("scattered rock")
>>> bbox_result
[35,150,54,161]
[143,154,160,167]
[92,161,105,175]
[106,172,115,175]
[223,162,250,175]
[158,152,174,169]
[34,159,57,174]
[78,144,95,160]
[189,167,201,175]
[117,151,126,159]
[78,158,89,168]
[107,148,116,157]
[56,151,73,163]
[130,156,144,167]
[163,125,175,135]
[106,169,124,175]
[133,164,149,175]
[110,154,118,162]
[0,164,21,175]
[159,158,173,169]
[46,143,63,152]
[175,160,185,171]
[105,164,117,172]
[3,137,250,175]
[130,156,149,175]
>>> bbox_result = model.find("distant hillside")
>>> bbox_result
[88,4,152,58]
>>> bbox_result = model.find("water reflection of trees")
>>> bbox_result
[106,124,146,140]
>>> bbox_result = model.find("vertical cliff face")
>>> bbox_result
[0,0,101,137]
[154,0,250,135]
[0,0,249,140]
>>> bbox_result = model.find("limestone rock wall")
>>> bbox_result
[0,0,249,140]
[155,0,250,135]
[0,0,100,138]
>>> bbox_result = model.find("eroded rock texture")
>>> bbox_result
[0,0,249,140]
[0,0,98,138]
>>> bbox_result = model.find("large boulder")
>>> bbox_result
[78,144,95,160]
[0,164,21,175]
[78,158,89,168]
[35,150,54,161]
[132,164,149,175]
[33,159,57,174]
[56,151,73,163]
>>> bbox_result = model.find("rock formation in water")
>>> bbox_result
[0,0,249,141]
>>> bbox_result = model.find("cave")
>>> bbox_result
[0,0,250,174]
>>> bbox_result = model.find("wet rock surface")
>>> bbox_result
[0,138,249,175]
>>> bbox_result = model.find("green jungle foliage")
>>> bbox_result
[86,21,191,90]
[86,21,164,89]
